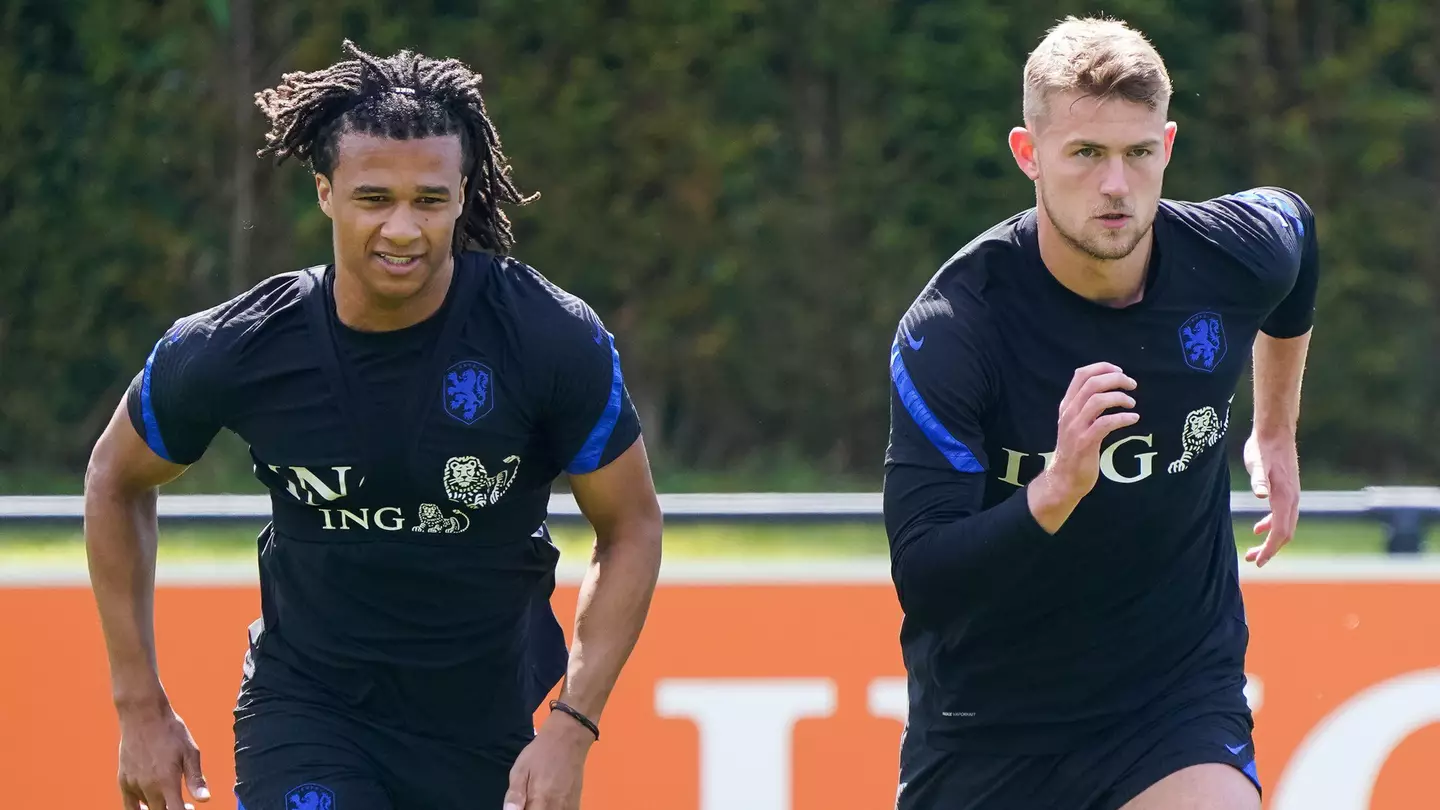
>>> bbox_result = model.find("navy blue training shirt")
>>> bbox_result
[884,188,1318,754]
[125,250,642,745]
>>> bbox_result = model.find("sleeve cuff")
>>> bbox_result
[1001,484,1054,542]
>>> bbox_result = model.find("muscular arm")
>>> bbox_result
[87,397,212,808]
[85,399,189,714]
[1252,330,1310,445]
[1249,185,1316,442]
[503,437,661,809]
[1242,329,1312,567]
[87,312,228,809]
[553,437,663,726]
[507,298,660,810]
[1240,185,1318,565]
[1237,184,1316,444]
[91,318,222,709]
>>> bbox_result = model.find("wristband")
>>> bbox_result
[549,699,600,741]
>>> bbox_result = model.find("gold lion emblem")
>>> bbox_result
[442,455,521,509]
[1168,400,1231,474]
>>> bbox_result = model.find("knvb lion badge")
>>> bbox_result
[1179,311,1226,373]
[284,783,335,810]
[442,359,494,424]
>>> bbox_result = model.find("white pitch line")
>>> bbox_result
[5,487,1438,520]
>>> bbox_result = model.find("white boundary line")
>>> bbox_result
[7,556,1440,588]
[5,488,1439,520]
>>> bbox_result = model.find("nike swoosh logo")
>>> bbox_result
[901,324,924,351]
[1226,743,1249,755]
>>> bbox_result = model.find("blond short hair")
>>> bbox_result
[1022,16,1172,128]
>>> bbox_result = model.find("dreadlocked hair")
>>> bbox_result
[254,39,537,256]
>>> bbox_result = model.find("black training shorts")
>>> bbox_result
[233,680,530,810]
[896,701,1260,810]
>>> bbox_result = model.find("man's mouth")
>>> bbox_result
[376,253,422,269]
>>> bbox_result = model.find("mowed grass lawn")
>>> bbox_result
[2,518,1435,566]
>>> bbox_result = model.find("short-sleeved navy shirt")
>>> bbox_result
[884,188,1318,753]
[126,250,642,743]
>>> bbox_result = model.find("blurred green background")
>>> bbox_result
[3,0,1438,512]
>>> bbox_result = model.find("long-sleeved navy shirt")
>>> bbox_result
[884,188,1318,754]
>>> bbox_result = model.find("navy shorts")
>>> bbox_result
[896,705,1260,810]
[233,685,531,810]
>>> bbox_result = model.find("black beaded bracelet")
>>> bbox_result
[549,699,600,741]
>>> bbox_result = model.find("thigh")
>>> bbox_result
[896,729,1072,810]
[377,727,530,810]
[234,695,394,810]
[1102,710,1261,810]
[1119,764,1261,810]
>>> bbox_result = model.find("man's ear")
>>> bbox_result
[316,173,334,218]
[1009,127,1041,181]
[1162,121,1179,166]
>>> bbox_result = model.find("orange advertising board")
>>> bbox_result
[3,561,1440,808]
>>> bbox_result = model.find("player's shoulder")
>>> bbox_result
[1161,187,1313,271]
[1163,186,1311,234]
[1228,186,1313,231]
[474,251,613,356]
[898,212,1028,351]
[159,269,311,358]
[932,209,1035,296]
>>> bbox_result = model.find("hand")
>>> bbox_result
[1244,432,1299,567]
[117,701,209,810]
[502,711,595,810]
[1030,363,1140,532]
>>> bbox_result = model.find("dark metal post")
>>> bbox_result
[1383,509,1427,555]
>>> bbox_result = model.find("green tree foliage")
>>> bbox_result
[3,0,1437,486]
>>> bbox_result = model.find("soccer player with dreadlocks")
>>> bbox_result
[84,41,663,810]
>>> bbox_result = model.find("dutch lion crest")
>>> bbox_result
[443,360,495,424]
[1179,311,1226,372]
[285,784,335,810]
[442,455,521,509]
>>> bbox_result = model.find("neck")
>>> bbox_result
[333,254,455,332]
[1035,208,1152,308]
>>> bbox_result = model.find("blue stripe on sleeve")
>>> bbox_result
[140,337,174,462]
[1235,188,1305,237]
[890,337,984,474]
[566,331,624,475]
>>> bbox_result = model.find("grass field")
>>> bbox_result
[2,518,1434,566]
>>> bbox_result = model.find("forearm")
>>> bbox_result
[84,475,167,711]
[888,481,1051,625]
[1252,330,1311,442]
[555,518,662,723]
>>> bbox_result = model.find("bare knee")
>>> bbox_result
[1120,763,1260,810]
